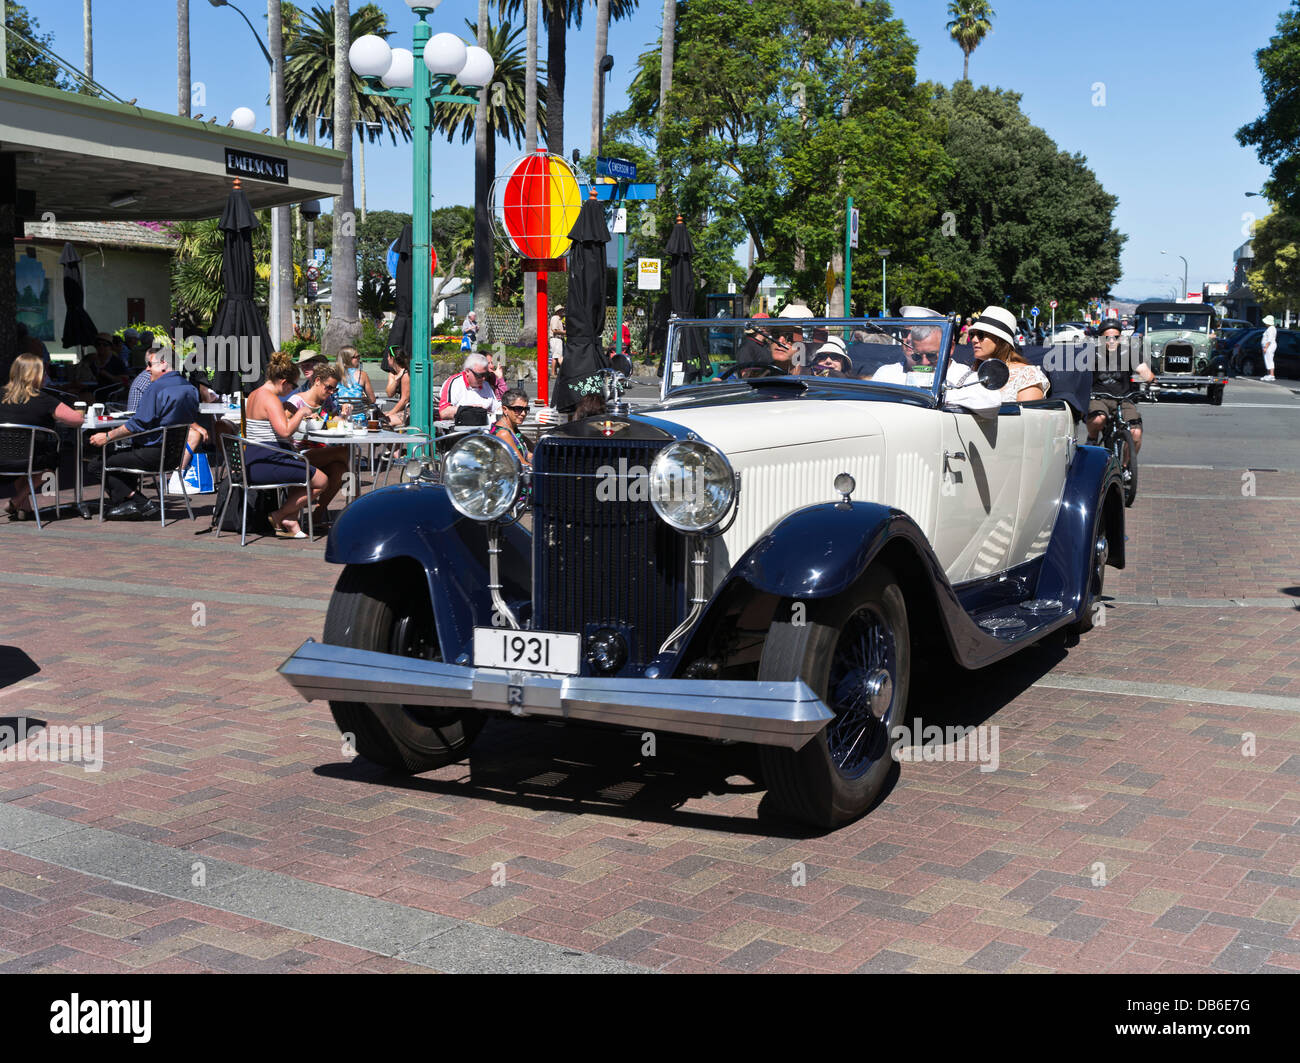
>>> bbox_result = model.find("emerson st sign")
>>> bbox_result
[224,147,289,184]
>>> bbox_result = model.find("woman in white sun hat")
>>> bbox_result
[968,305,1050,402]
[1261,315,1277,381]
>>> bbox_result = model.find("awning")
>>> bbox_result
[1,79,344,220]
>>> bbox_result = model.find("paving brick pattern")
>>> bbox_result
[1,465,1297,973]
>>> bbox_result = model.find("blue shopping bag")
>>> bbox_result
[169,447,214,494]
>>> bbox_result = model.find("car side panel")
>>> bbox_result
[935,407,1023,583]
[1012,404,1074,567]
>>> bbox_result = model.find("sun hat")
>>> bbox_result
[777,303,815,319]
[813,335,852,373]
[1263,314,1276,326]
[900,305,943,318]
[294,348,321,363]
[968,305,1020,348]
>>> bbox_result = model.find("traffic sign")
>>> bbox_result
[579,182,657,202]
[1050,299,1058,309]
[849,208,860,250]
[596,156,637,181]
[305,265,320,281]
[1031,306,1040,317]
[312,248,327,266]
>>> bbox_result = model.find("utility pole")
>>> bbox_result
[268,0,292,347]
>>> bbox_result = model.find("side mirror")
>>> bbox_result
[977,359,1009,390]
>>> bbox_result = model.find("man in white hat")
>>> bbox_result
[1261,315,1277,381]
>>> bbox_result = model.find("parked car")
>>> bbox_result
[1231,327,1300,378]
[1132,302,1227,403]
[1049,323,1088,345]
[280,317,1126,829]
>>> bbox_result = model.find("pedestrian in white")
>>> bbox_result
[548,304,566,382]
[1261,314,1278,381]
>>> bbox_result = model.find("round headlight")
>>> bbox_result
[443,433,521,521]
[649,440,736,533]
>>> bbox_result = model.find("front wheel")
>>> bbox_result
[1240,355,1259,377]
[322,563,483,773]
[1116,428,1138,507]
[758,566,909,829]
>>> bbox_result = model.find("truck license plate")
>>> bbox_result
[473,629,581,676]
[1166,356,1190,369]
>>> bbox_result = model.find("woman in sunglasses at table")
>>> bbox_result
[490,389,533,467]
[285,362,351,525]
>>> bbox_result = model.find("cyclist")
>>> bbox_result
[1087,320,1154,453]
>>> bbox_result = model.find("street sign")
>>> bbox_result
[1031,306,1040,318]
[305,265,320,281]
[1049,299,1058,309]
[849,208,859,250]
[637,258,662,290]
[612,207,627,234]
[596,156,637,181]
[312,248,327,266]
[579,182,657,202]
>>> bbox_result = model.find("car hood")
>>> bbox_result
[642,394,888,456]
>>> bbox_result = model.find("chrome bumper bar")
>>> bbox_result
[1152,374,1221,387]
[279,640,833,749]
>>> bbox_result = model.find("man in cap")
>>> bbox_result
[1087,319,1153,453]
[1261,314,1278,381]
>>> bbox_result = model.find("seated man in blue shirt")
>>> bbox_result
[87,347,199,520]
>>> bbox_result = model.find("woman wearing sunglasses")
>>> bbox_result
[286,363,351,525]
[490,388,533,467]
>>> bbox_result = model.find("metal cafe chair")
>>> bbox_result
[0,423,61,529]
[96,423,194,526]
[217,436,315,546]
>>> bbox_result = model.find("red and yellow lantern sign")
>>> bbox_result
[496,151,581,261]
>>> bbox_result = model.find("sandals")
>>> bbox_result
[268,515,307,539]
[6,503,31,522]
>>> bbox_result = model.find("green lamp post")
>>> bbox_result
[348,2,494,435]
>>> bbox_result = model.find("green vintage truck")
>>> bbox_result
[1131,302,1227,405]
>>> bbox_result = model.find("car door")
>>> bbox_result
[933,405,1024,584]
[1277,332,1300,378]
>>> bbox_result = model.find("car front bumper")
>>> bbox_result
[279,640,835,750]
[1152,374,1222,389]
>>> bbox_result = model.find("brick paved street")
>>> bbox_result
[1,465,1297,974]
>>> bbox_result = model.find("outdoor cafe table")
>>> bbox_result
[304,428,429,497]
[73,412,133,511]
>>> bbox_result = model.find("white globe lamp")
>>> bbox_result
[382,47,415,88]
[458,46,495,88]
[423,32,467,77]
[230,107,256,131]
[349,34,393,79]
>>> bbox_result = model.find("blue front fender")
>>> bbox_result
[324,483,532,663]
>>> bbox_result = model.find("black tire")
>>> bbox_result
[1241,355,1258,377]
[1208,384,1225,406]
[322,564,483,773]
[1069,506,1110,636]
[757,565,909,829]
[1117,428,1138,507]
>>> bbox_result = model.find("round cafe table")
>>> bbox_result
[303,427,430,499]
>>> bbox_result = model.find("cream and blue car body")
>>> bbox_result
[280,317,1125,828]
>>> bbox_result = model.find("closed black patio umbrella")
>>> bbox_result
[666,214,707,381]
[551,191,612,413]
[209,186,273,395]
[59,242,99,354]
[385,223,413,373]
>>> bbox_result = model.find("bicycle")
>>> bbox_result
[1090,386,1150,508]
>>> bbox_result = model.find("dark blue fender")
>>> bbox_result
[1034,443,1125,622]
[324,482,532,663]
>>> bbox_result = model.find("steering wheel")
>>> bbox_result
[717,360,791,380]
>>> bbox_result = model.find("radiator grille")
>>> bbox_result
[531,437,686,673]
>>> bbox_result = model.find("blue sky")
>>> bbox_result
[29,0,1282,296]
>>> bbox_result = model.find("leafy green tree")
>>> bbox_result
[1237,1,1300,210]
[924,82,1123,313]
[4,3,73,89]
[611,0,946,312]
[946,0,995,82]
[171,217,271,331]
[1245,208,1300,312]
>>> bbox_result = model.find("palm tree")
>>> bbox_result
[434,20,543,309]
[946,0,995,82]
[497,0,637,157]
[177,0,189,116]
[83,0,92,84]
[589,0,610,156]
[282,4,410,148]
[658,0,674,121]
[522,0,539,336]
[323,0,360,355]
[475,0,490,309]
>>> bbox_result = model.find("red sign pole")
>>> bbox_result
[537,270,549,405]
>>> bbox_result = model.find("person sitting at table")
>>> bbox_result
[286,363,351,524]
[1,353,84,520]
[86,346,199,520]
[243,352,328,538]
[438,353,501,425]
[385,349,410,428]
[336,346,375,406]
[491,389,533,467]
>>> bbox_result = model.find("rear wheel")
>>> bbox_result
[1116,428,1138,507]
[1069,509,1109,636]
[322,564,483,773]
[758,566,909,829]
[1241,355,1259,377]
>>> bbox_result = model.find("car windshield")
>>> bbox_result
[659,317,955,401]
[1137,312,1213,334]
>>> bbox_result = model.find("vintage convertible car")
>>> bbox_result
[280,317,1125,828]
[1132,301,1227,404]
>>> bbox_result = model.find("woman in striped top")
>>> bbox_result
[244,352,327,538]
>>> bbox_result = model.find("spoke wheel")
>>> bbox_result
[1117,428,1138,507]
[758,565,909,829]
[322,564,483,773]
